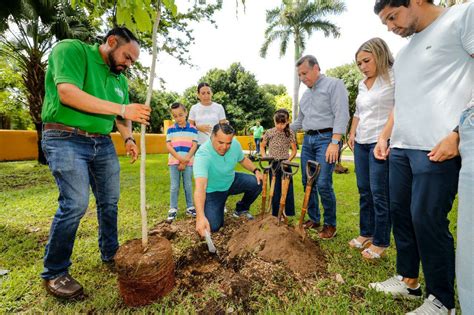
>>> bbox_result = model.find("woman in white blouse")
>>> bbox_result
[348,38,394,260]
[189,83,227,145]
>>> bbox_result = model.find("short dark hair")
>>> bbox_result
[212,123,235,136]
[104,27,139,44]
[374,0,433,14]
[197,82,211,93]
[170,102,186,111]
[296,55,319,68]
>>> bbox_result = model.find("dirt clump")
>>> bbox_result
[150,213,329,312]
[228,215,325,275]
[115,236,175,307]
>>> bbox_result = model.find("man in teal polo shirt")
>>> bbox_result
[194,123,263,236]
[40,27,151,299]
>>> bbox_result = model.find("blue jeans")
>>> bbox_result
[169,165,194,209]
[354,142,390,247]
[300,132,337,226]
[41,129,120,280]
[254,138,261,154]
[457,106,474,315]
[204,172,262,232]
[390,148,459,309]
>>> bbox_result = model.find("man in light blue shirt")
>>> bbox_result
[194,123,263,236]
[290,55,349,240]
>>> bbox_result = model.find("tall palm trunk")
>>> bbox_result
[24,49,47,164]
[292,36,301,122]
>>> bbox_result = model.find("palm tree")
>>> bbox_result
[440,0,469,7]
[0,0,94,164]
[260,0,345,121]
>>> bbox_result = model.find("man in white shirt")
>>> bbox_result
[456,91,474,315]
[370,1,473,314]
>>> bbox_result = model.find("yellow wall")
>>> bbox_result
[0,130,303,161]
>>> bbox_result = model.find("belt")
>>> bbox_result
[305,128,333,135]
[43,123,106,137]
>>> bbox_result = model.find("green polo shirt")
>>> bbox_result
[250,125,264,139]
[41,39,129,134]
[193,138,245,193]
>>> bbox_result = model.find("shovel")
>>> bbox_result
[258,156,274,218]
[296,160,320,240]
[277,161,299,225]
[267,159,282,214]
[204,230,217,254]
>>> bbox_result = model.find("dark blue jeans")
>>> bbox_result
[300,132,337,226]
[354,142,390,247]
[41,129,120,280]
[390,148,460,309]
[204,172,262,232]
[254,138,261,154]
[270,167,295,217]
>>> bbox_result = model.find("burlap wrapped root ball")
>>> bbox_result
[115,235,175,307]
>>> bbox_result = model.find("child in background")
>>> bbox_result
[260,109,297,217]
[166,102,198,222]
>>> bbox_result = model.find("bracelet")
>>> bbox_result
[252,168,260,174]
[124,136,135,145]
[120,105,126,119]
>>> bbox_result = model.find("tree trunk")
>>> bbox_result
[292,36,301,122]
[35,122,47,165]
[24,49,47,164]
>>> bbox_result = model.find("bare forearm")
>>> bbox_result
[349,117,359,136]
[194,179,207,219]
[115,119,133,139]
[379,111,394,140]
[240,157,257,172]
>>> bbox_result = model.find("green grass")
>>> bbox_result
[0,155,458,313]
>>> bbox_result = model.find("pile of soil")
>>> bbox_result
[150,214,329,313]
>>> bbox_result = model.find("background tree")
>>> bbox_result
[0,54,33,130]
[0,0,95,164]
[260,0,345,122]
[325,62,363,123]
[439,0,469,6]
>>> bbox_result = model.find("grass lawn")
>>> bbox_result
[0,154,458,313]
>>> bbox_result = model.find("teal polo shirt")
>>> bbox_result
[193,138,245,193]
[42,39,130,134]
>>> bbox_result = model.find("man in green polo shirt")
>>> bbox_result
[194,123,263,236]
[40,27,151,299]
[250,121,264,155]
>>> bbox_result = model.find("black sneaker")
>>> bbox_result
[44,273,83,299]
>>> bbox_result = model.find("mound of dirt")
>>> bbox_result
[227,215,325,275]
[149,214,328,313]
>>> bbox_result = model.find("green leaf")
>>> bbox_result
[133,5,152,32]
[162,0,177,16]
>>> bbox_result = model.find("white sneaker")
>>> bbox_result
[166,208,178,222]
[406,295,454,315]
[224,207,228,213]
[369,275,422,299]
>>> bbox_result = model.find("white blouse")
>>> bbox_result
[354,71,394,144]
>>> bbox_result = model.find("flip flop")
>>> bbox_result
[362,247,386,261]
[349,237,372,250]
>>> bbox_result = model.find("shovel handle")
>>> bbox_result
[260,173,268,216]
[258,156,274,169]
[299,184,312,227]
[306,160,321,182]
[281,160,300,176]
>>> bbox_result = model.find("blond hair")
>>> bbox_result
[355,37,394,84]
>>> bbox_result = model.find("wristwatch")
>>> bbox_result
[331,139,340,145]
[124,136,136,145]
